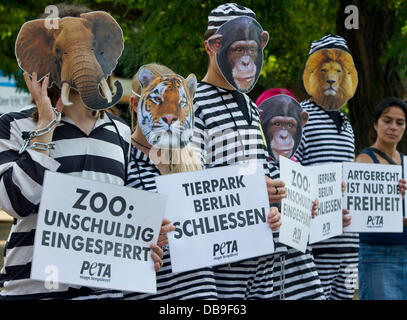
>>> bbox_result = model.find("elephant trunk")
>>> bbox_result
[69,52,122,110]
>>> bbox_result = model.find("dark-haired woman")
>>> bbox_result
[356,97,407,300]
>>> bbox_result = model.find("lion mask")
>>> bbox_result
[303,48,358,111]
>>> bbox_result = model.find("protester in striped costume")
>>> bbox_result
[257,89,325,300]
[296,34,359,300]
[0,4,165,299]
[124,63,218,300]
[192,3,323,299]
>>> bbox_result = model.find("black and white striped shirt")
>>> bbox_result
[0,106,130,299]
[192,82,284,253]
[295,100,359,252]
[193,82,269,170]
[192,82,291,299]
[124,146,217,300]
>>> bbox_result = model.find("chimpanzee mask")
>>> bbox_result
[259,94,309,163]
[15,11,124,110]
[207,16,269,93]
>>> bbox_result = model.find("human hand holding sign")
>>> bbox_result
[150,244,163,272]
[157,218,176,247]
[342,208,352,232]
[311,198,318,219]
[398,178,406,199]
[397,178,407,227]
[265,176,287,204]
[267,207,281,231]
[341,180,352,231]
[151,218,176,271]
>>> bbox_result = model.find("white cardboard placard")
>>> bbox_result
[309,163,343,243]
[343,162,403,232]
[31,171,167,293]
[155,161,274,273]
[279,156,317,253]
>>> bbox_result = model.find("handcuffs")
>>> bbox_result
[19,107,62,154]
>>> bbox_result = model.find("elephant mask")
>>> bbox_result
[15,11,124,111]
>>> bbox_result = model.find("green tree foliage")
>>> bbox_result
[0,1,48,76]
[117,0,340,100]
[337,0,407,153]
[0,0,339,99]
[1,1,407,130]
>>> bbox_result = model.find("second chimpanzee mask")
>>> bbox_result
[15,11,124,111]
[259,94,309,163]
[207,16,269,93]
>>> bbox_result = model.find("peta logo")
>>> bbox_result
[367,216,383,228]
[213,240,238,260]
[322,222,331,235]
[80,261,111,280]
[292,227,302,243]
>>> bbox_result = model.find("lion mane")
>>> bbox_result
[303,48,358,110]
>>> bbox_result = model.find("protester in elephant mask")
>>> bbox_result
[15,7,124,111]
[0,4,167,300]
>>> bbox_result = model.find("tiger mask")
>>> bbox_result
[137,65,197,149]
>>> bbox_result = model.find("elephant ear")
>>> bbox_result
[15,19,61,87]
[81,11,124,77]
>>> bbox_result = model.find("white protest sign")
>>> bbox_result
[155,161,274,273]
[279,156,317,253]
[31,171,167,293]
[309,163,343,243]
[343,162,403,232]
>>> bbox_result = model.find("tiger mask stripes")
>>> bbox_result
[131,63,202,173]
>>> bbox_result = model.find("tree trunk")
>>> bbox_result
[337,0,406,154]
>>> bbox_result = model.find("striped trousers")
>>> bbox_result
[313,250,359,300]
[123,247,218,300]
[213,248,325,300]
[213,255,282,299]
